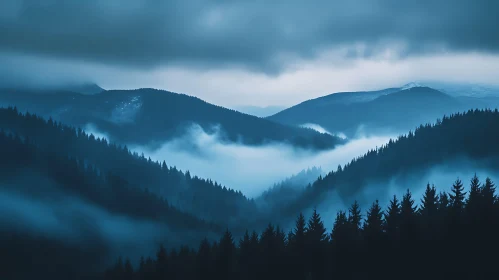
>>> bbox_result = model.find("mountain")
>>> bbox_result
[267,85,499,138]
[233,105,286,118]
[0,110,229,279]
[0,88,344,150]
[0,107,259,226]
[274,108,499,221]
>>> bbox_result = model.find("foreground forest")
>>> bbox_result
[105,175,499,280]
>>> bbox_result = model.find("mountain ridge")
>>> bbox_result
[0,87,345,150]
[267,85,497,137]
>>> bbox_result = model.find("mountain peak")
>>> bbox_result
[401,82,424,90]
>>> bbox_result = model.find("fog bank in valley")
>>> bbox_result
[127,124,394,197]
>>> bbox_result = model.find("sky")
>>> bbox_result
[1,0,498,107]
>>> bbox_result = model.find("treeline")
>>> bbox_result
[256,167,322,211]
[284,108,499,220]
[0,107,257,225]
[0,129,221,234]
[106,175,499,280]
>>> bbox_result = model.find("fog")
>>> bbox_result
[82,121,499,232]
[312,161,499,229]
[299,123,333,135]
[125,123,394,197]
[0,177,212,264]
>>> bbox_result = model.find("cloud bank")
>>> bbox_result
[0,0,497,73]
[126,123,393,197]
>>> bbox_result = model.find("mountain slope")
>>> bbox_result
[268,86,496,137]
[0,88,344,150]
[275,108,499,220]
[0,107,258,225]
[0,125,225,279]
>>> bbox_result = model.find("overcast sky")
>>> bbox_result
[1,0,498,107]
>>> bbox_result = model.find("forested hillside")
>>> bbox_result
[0,126,227,280]
[279,108,499,220]
[104,176,499,280]
[256,167,323,211]
[0,107,258,225]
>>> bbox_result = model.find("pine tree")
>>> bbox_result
[363,200,384,241]
[384,195,401,240]
[109,257,125,280]
[289,213,307,280]
[156,244,168,280]
[400,189,418,242]
[449,178,466,213]
[249,231,259,248]
[438,192,450,212]
[217,229,236,280]
[305,209,328,280]
[124,259,134,280]
[196,238,213,280]
[348,201,362,238]
[290,212,307,245]
[239,230,251,258]
[401,189,417,214]
[466,174,482,218]
[363,200,384,280]
[330,210,349,279]
[259,223,280,280]
[138,257,146,280]
[420,184,438,218]
[306,208,328,243]
[331,211,348,243]
[482,177,496,208]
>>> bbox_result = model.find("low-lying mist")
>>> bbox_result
[0,176,213,266]
[312,161,499,229]
[120,123,395,197]
[83,122,499,233]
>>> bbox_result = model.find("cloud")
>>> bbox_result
[127,123,394,197]
[0,0,497,74]
[3,51,499,109]
[299,123,348,139]
[300,123,333,135]
[0,189,169,262]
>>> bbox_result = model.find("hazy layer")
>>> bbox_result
[126,123,394,197]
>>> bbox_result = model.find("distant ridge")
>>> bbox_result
[0,87,344,150]
[268,85,499,138]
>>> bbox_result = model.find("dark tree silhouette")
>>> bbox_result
[0,107,258,226]
[103,175,499,280]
